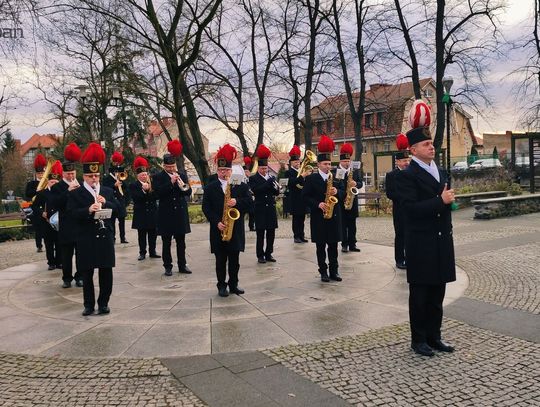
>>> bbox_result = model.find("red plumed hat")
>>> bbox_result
[34,153,47,171]
[408,99,431,129]
[133,156,149,173]
[255,144,271,159]
[339,143,353,159]
[396,133,409,150]
[167,140,183,157]
[64,143,82,162]
[49,160,63,180]
[216,144,237,168]
[81,142,105,174]
[317,135,334,161]
[289,145,301,160]
[111,151,124,165]
[243,156,252,168]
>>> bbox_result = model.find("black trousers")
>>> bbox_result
[60,241,82,282]
[161,233,186,269]
[248,212,255,230]
[341,216,357,248]
[214,248,240,289]
[34,224,43,249]
[112,216,126,241]
[137,229,157,256]
[44,233,61,267]
[409,283,446,343]
[81,267,113,309]
[315,242,338,275]
[292,213,305,239]
[393,213,406,264]
[256,229,275,258]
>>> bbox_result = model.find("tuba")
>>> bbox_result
[344,169,359,210]
[297,150,316,178]
[323,173,339,220]
[32,158,55,202]
[221,181,241,241]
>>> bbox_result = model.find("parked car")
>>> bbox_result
[451,161,469,172]
[469,158,503,170]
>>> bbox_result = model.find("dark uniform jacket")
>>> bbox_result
[50,180,80,243]
[32,188,58,239]
[152,170,192,236]
[285,168,306,216]
[202,180,254,253]
[398,160,456,285]
[333,167,363,219]
[385,168,404,221]
[128,180,158,230]
[302,172,345,243]
[25,180,39,201]
[102,174,128,218]
[248,173,279,230]
[66,185,119,270]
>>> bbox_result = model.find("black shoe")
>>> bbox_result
[149,253,161,258]
[330,273,342,282]
[349,246,361,252]
[229,286,245,295]
[62,281,71,288]
[265,256,277,262]
[37,247,43,253]
[341,247,348,253]
[164,268,173,276]
[249,228,256,232]
[121,239,129,244]
[48,265,55,270]
[411,342,435,357]
[396,261,407,270]
[257,257,266,264]
[218,287,229,297]
[97,306,110,315]
[138,255,146,261]
[427,339,455,353]
[294,238,302,243]
[301,238,308,243]
[320,274,330,282]
[82,307,94,316]
[179,265,192,274]
[75,280,83,287]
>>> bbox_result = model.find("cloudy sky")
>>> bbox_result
[0,0,536,149]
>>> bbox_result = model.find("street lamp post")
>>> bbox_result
[442,76,454,181]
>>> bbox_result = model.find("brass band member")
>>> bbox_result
[103,151,128,243]
[67,143,119,316]
[302,135,344,282]
[128,156,160,261]
[26,153,46,252]
[203,144,254,297]
[385,134,410,270]
[335,143,363,253]
[50,143,83,287]
[249,144,279,264]
[153,140,192,276]
[243,155,256,231]
[399,100,456,356]
[285,145,309,243]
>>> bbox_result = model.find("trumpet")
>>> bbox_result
[297,150,316,178]
[159,164,190,191]
[115,171,128,196]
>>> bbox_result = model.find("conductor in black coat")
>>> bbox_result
[202,145,254,297]
[302,136,345,282]
[249,145,279,264]
[398,127,457,357]
[384,150,410,269]
[129,156,160,261]
[153,140,192,276]
[285,145,309,243]
[102,152,128,244]
[67,143,120,316]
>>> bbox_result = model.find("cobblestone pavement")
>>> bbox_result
[0,352,205,406]
[265,319,540,406]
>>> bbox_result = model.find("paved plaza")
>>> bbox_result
[0,208,539,406]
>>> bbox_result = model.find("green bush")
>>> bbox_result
[0,226,34,243]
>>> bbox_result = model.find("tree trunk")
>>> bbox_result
[434,0,446,157]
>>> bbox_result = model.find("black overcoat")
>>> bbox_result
[302,172,344,243]
[202,180,254,253]
[152,170,192,236]
[398,160,456,285]
[285,168,307,216]
[333,168,363,219]
[32,188,58,239]
[66,185,119,270]
[385,168,404,225]
[128,181,158,230]
[248,173,279,230]
[50,180,79,243]
[102,174,128,218]
[25,180,39,201]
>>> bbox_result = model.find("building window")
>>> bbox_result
[364,172,372,187]
[383,141,390,152]
[333,144,339,156]
[424,88,433,98]
[377,112,385,127]
[327,119,333,133]
[365,113,373,129]
[317,121,323,135]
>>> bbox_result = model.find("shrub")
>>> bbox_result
[0,226,34,243]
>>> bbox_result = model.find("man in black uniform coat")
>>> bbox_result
[102,151,129,243]
[243,156,255,231]
[285,145,309,243]
[34,160,63,271]
[129,156,160,261]
[302,135,344,282]
[26,153,47,252]
[385,147,410,270]
[398,126,457,357]
[153,139,192,276]
[249,144,279,263]
[203,144,254,297]
[334,143,363,253]
[50,143,84,288]
[67,143,119,316]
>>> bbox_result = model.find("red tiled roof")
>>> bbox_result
[20,134,61,157]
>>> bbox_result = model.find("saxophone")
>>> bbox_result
[344,169,359,210]
[323,173,339,220]
[221,181,241,241]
